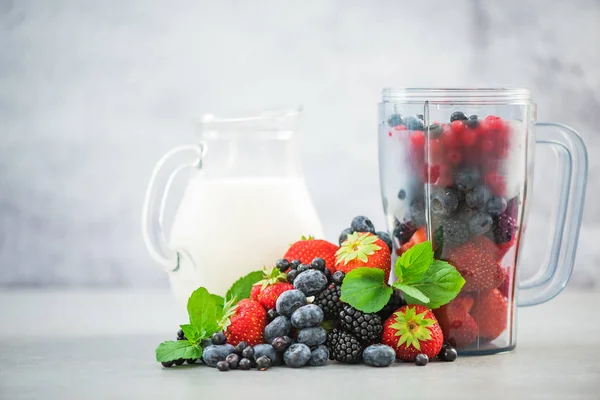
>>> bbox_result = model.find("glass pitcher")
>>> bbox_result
[378,88,587,355]
[142,108,324,308]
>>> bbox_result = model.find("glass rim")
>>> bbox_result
[381,88,532,104]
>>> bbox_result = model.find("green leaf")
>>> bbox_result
[225,270,265,305]
[393,283,430,304]
[211,294,225,309]
[340,267,393,313]
[187,287,220,337]
[155,340,202,363]
[395,241,434,284]
[179,324,200,343]
[402,260,465,309]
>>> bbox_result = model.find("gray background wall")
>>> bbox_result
[1,0,598,289]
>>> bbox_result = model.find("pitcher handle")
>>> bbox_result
[518,123,588,306]
[141,144,203,272]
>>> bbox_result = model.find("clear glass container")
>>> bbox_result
[142,108,324,308]
[378,88,588,355]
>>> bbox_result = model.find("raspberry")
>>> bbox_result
[441,125,460,148]
[460,129,477,147]
[450,120,465,134]
[410,130,426,148]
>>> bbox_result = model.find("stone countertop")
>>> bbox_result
[0,289,599,399]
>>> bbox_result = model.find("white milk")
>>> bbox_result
[167,176,324,308]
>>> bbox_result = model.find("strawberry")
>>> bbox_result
[434,295,478,348]
[381,305,444,361]
[471,288,508,341]
[497,266,513,299]
[398,226,427,256]
[335,232,391,282]
[251,267,293,310]
[496,235,517,261]
[284,236,339,274]
[447,236,505,291]
[258,282,294,310]
[224,298,267,346]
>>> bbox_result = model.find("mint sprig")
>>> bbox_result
[340,240,465,313]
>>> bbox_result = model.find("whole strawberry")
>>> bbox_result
[447,236,505,291]
[434,295,478,349]
[250,267,293,310]
[381,304,443,361]
[224,298,267,347]
[335,232,391,282]
[284,236,339,274]
[470,288,508,341]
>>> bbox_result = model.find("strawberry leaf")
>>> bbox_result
[393,283,430,304]
[340,267,393,313]
[156,340,202,363]
[395,241,434,284]
[225,270,264,305]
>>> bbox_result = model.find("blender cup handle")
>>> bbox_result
[518,123,588,306]
[141,144,203,272]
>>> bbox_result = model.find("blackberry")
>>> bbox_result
[377,291,407,321]
[393,220,416,246]
[492,213,517,244]
[314,283,344,320]
[327,329,363,363]
[442,219,469,247]
[339,305,383,344]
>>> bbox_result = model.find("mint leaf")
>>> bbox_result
[155,340,202,362]
[212,294,225,309]
[393,283,430,304]
[179,324,200,343]
[402,260,465,308]
[395,241,433,284]
[340,268,393,313]
[225,270,264,305]
[187,287,220,337]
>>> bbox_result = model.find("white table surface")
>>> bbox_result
[0,289,599,399]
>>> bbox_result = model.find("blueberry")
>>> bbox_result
[173,358,185,365]
[290,304,324,329]
[466,115,479,129]
[242,346,254,360]
[266,308,279,322]
[405,116,424,131]
[202,344,236,367]
[469,212,493,235]
[287,270,298,283]
[323,267,332,282]
[161,361,174,368]
[465,185,491,209]
[297,264,310,273]
[397,189,407,200]
[238,358,252,370]
[415,353,429,366]
[216,360,230,371]
[311,257,326,272]
[211,331,226,345]
[450,111,468,122]
[234,341,248,355]
[417,114,424,120]
[297,327,327,347]
[225,353,239,369]
[455,167,481,192]
[309,345,329,366]
[276,290,307,317]
[387,113,404,127]
[338,227,353,246]
[264,316,291,343]
[253,344,280,365]
[176,329,185,341]
[426,123,443,138]
[430,188,459,216]
[200,338,213,348]
[293,270,328,296]
[271,336,293,352]
[362,344,396,367]
[486,196,508,216]
[440,346,458,362]
[332,271,345,285]
[283,343,311,368]
[256,355,271,371]
[290,260,301,270]
[376,231,393,252]
[350,216,376,234]
[276,258,290,272]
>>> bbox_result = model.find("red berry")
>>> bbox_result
[450,120,465,134]
[480,139,495,152]
[423,164,441,183]
[394,124,408,131]
[388,131,392,137]
[429,138,443,158]
[447,150,462,165]
[485,115,498,121]
[410,130,426,148]
[485,172,506,196]
[441,126,460,149]
[460,129,477,147]
[488,117,506,133]
[436,165,454,187]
